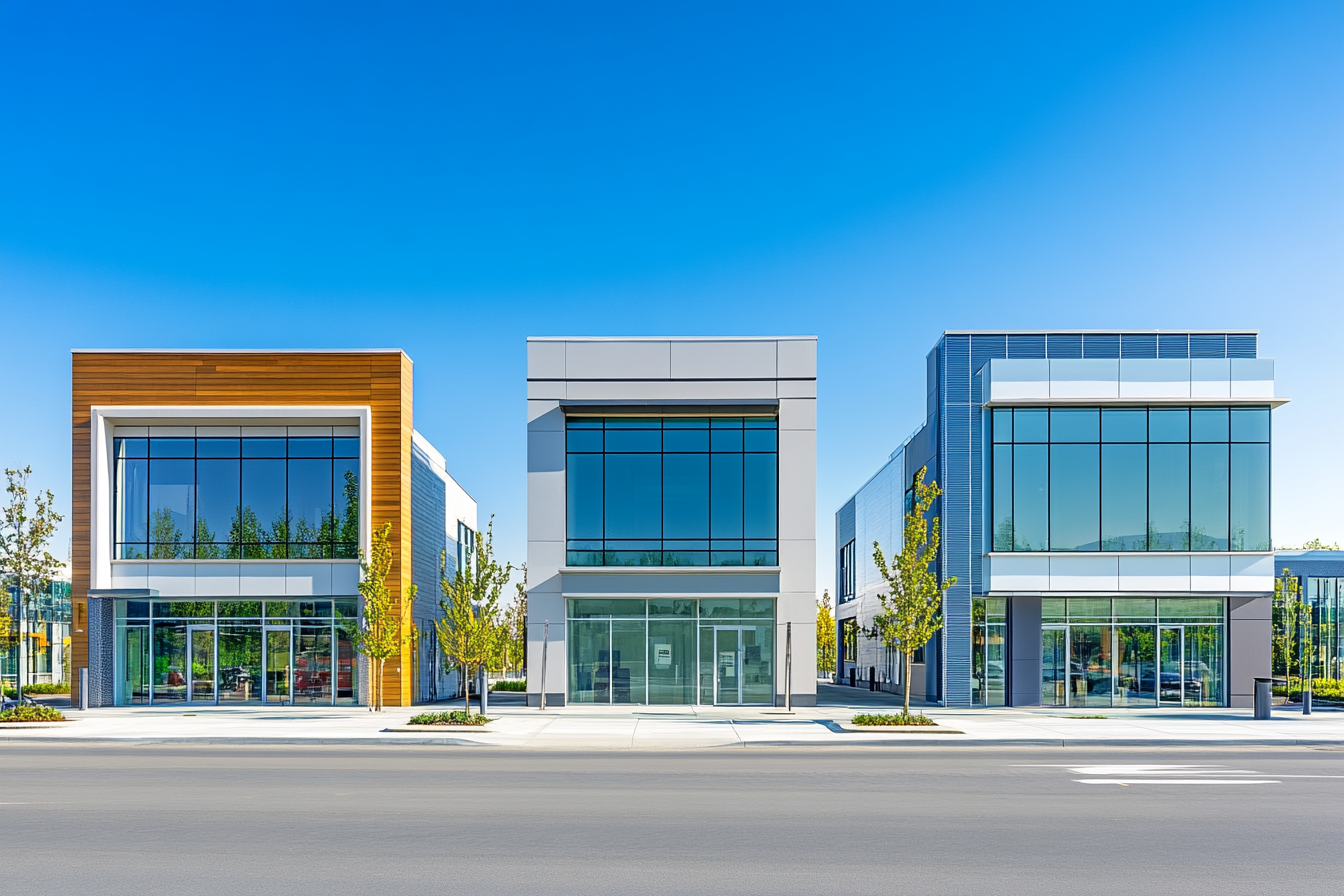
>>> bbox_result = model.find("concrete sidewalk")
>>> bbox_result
[4,697,1344,748]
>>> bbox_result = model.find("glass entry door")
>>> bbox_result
[1042,627,1067,706]
[714,628,744,705]
[187,626,216,703]
[265,627,292,704]
[1159,626,1183,705]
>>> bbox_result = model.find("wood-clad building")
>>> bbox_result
[71,350,472,709]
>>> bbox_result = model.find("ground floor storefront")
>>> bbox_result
[973,597,1229,708]
[567,598,776,706]
[113,599,359,706]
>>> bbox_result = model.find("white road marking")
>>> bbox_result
[1074,778,1279,785]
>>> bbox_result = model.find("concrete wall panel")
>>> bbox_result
[565,340,671,380]
[670,340,776,379]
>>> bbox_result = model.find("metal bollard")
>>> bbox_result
[849,667,855,687]
[1253,677,1271,720]
[1304,685,1312,715]
[79,667,89,711]
[869,666,876,692]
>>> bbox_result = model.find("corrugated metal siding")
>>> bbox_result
[1228,334,1257,358]
[1007,334,1046,359]
[1121,333,1157,358]
[1190,334,1227,358]
[939,334,973,707]
[1045,333,1082,358]
[1083,334,1120,358]
[1158,333,1190,358]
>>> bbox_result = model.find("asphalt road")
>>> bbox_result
[4,743,1342,895]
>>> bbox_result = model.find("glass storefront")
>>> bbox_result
[115,598,358,706]
[971,598,1006,706]
[567,598,775,705]
[1275,576,1344,686]
[1038,597,1225,708]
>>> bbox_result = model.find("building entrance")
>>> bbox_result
[187,626,215,703]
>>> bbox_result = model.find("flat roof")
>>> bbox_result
[72,348,408,354]
[938,329,1258,336]
[526,335,816,342]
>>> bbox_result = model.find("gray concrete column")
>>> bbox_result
[1007,596,1042,707]
[1228,596,1271,709]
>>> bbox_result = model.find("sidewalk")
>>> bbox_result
[5,687,1344,748]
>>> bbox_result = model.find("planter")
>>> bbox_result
[838,721,963,734]
[384,723,493,732]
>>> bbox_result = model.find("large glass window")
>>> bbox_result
[114,435,359,560]
[990,406,1270,552]
[565,416,778,566]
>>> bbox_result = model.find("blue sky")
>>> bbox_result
[2,1,1341,589]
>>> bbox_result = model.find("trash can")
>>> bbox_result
[1253,677,1272,720]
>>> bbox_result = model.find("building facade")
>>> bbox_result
[71,350,474,709]
[1271,550,1344,689]
[837,330,1283,709]
[526,337,817,707]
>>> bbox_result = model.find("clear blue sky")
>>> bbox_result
[2,1,1341,591]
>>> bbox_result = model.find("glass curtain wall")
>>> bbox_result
[1275,577,1343,685]
[991,407,1270,552]
[1040,598,1225,707]
[566,416,778,567]
[567,598,775,705]
[114,599,359,705]
[114,434,359,560]
[971,598,1007,706]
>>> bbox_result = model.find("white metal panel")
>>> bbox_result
[1190,359,1231,399]
[1049,554,1119,591]
[1049,360,1119,399]
[778,396,816,431]
[526,339,567,379]
[1118,554,1191,591]
[777,428,817,541]
[331,563,359,595]
[148,425,195,437]
[776,379,817,398]
[987,554,1050,590]
[565,340,671,380]
[146,563,196,597]
[563,379,779,400]
[194,563,241,597]
[239,564,287,596]
[1230,553,1275,591]
[527,400,564,427]
[110,563,149,589]
[670,340,777,379]
[776,338,818,378]
[986,359,1049,402]
[1190,554,1231,591]
[286,563,332,596]
[195,426,241,437]
[526,380,566,400]
[113,426,149,437]
[287,426,332,436]
[1230,359,1275,398]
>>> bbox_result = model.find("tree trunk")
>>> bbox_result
[464,663,471,714]
[904,653,913,716]
[376,658,385,712]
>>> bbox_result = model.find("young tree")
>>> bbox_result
[816,590,836,680]
[436,518,512,714]
[501,563,528,675]
[343,522,416,712]
[867,467,956,717]
[0,468,65,703]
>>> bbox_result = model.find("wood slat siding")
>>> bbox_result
[70,351,415,707]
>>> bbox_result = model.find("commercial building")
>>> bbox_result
[71,350,475,708]
[525,337,817,706]
[1271,550,1344,687]
[3,578,72,691]
[837,330,1284,708]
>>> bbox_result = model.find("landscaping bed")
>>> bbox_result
[0,705,69,723]
[390,710,493,730]
[839,712,962,734]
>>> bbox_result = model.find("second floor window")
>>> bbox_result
[839,539,856,602]
[566,415,778,567]
[114,435,359,560]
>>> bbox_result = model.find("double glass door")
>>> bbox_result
[1042,624,1221,708]
[161,625,293,705]
[713,626,771,705]
[188,627,215,702]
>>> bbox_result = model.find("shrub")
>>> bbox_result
[0,705,67,723]
[408,710,490,726]
[491,680,526,691]
[3,683,70,697]
[852,712,937,727]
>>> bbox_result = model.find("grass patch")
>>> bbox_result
[851,712,937,727]
[491,680,526,692]
[3,683,70,697]
[408,710,491,726]
[0,705,67,723]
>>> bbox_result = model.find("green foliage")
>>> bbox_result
[341,522,416,712]
[491,679,526,691]
[1285,679,1344,702]
[1,467,65,694]
[499,563,527,673]
[408,710,490,726]
[816,590,836,677]
[0,705,67,722]
[868,467,955,716]
[437,517,513,715]
[3,682,70,696]
[851,712,936,727]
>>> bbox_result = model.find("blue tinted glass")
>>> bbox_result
[992,409,1012,443]
[1230,443,1269,550]
[604,454,660,538]
[1101,409,1146,442]
[664,418,708,428]
[1148,444,1190,550]
[1230,408,1270,442]
[744,417,775,428]
[567,430,604,452]
[711,429,743,452]
[1012,445,1048,550]
[1050,409,1099,443]
[148,459,194,557]
[605,429,661,452]
[663,429,709,452]
[567,418,601,428]
[1149,409,1189,442]
[566,454,604,539]
[241,458,287,543]
[1190,444,1229,550]
[710,454,744,538]
[1013,409,1048,442]
[744,429,777,452]
[115,438,148,458]
[992,445,1012,550]
[196,438,240,458]
[1102,444,1146,550]
[196,459,240,552]
[333,458,359,547]
[606,418,659,428]
[149,438,194,458]
[116,458,149,543]
[333,437,360,457]
[243,438,287,458]
[288,438,332,457]
[288,459,333,545]
[1049,444,1099,550]
[743,454,777,538]
[711,418,743,428]
[663,454,709,538]
[1190,408,1229,442]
